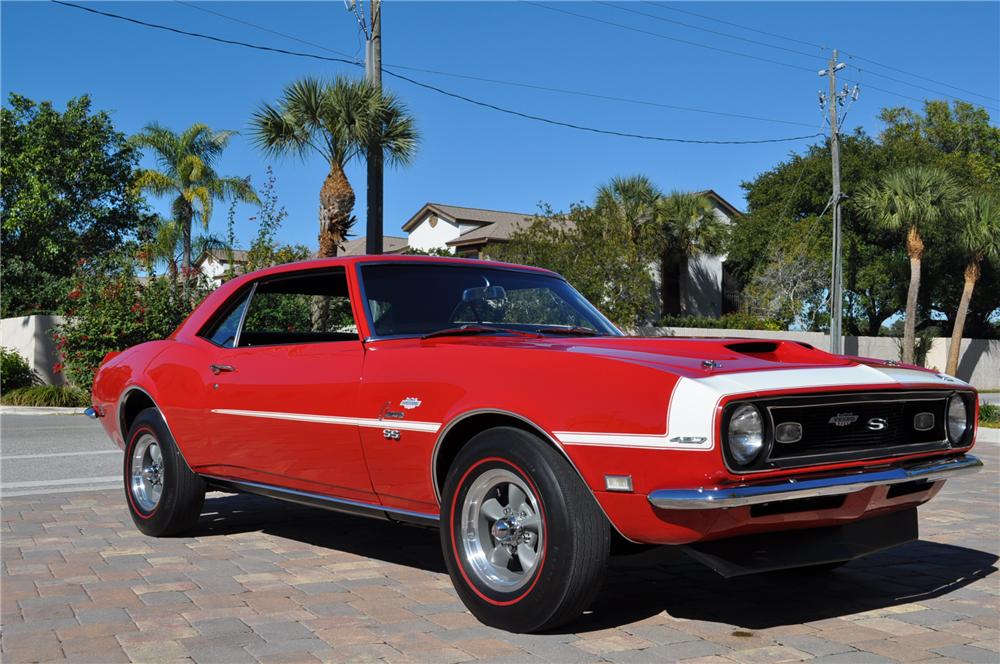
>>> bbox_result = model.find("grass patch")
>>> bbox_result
[1,385,90,408]
[979,402,1000,428]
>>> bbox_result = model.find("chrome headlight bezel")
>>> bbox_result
[724,403,768,468]
[946,393,972,446]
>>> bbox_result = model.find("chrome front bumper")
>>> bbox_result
[648,454,982,510]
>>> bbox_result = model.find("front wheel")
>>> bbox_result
[440,427,610,633]
[124,407,205,536]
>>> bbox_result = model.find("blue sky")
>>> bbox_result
[3,1,998,253]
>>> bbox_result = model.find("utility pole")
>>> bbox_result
[819,50,847,355]
[364,0,383,255]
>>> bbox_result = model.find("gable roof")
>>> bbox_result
[402,202,535,233]
[446,214,537,247]
[339,235,408,256]
[696,189,743,218]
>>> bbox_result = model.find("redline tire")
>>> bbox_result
[124,407,205,537]
[440,427,610,633]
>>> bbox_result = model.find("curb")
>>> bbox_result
[0,406,87,416]
[976,426,999,443]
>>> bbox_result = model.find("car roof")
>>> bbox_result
[230,254,561,283]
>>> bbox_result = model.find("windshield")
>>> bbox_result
[360,263,621,338]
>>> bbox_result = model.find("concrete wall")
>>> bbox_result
[1,315,66,386]
[637,326,1000,390]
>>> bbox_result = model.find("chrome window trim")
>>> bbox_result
[232,281,256,349]
[648,454,982,510]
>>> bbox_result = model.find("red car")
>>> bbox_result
[89,256,982,632]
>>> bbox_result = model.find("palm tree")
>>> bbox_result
[594,175,662,247]
[132,124,258,277]
[250,77,418,257]
[946,194,1000,375]
[855,166,960,365]
[657,191,729,315]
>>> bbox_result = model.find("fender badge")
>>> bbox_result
[400,397,422,410]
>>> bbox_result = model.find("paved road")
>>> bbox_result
[1,415,122,497]
[2,416,998,663]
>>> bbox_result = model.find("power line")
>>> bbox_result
[645,1,999,105]
[847,64,999,111]
[521,1,817,73]
[175,0,355,60]
[173,0,817,129]
[644,1,828,51]
[50,0,823,146]
[595,1,824,62]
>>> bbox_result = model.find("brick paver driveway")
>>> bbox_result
[3,441,998,664]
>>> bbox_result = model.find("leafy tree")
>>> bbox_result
[855,166,961,364]
[1,93,147,317]
[251,77,418,257]
[243,167,311,272]
[945,195,1000,374]
[132,123,258,278]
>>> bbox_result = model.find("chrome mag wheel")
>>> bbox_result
[130,433,164,512]
[460,468,544,592]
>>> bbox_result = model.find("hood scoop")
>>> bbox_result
[722,340,822,364]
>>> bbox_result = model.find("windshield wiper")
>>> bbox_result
[536,326,603,336]
[421,325,538,340]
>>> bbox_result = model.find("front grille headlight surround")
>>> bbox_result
[726,403,767,467]
[946,393,972,445]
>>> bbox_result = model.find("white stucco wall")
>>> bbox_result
[1,315,66,386]
[406,213,461,252]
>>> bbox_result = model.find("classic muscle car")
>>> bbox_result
[89,256,982,632]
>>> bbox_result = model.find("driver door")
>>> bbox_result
[199,268,375,503]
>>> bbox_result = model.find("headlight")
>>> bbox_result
[728,404,764,466]
[946,395,969,444]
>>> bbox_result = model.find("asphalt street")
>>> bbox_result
[0,414,122,497]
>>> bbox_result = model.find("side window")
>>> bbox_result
[201,291,251,348]
[239,270,358,347]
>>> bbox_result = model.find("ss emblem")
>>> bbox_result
[382,429,401,441]
[867,418,888,431]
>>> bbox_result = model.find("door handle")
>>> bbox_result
[210,364,235,375]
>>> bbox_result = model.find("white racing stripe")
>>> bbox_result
[211,409,441,433]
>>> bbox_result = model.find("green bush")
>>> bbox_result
[980,402,1000,427]
[1,385,90,407]
[656,313,783,331]
[0,346,39,393]
[54,254,212,390]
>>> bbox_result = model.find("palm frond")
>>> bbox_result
[134,169,178,197]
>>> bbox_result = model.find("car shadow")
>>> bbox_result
[190,492,997,632]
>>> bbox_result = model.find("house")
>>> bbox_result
[194,249,249,285]
[397,194,742,319]
[401,203,536,258]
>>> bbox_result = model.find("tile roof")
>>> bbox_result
[339,235,409,256]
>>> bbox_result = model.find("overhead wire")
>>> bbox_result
[50,0,824,146]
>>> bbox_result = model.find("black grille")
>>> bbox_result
[767,397,947,460]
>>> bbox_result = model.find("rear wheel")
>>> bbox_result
[124,407,205,536]
[440,427,609,633]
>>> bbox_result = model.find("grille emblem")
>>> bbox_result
[867,417,888,431]
[829,412,859,427]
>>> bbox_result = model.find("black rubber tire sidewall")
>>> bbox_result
[440,427,609,633]
[124,407,204,537]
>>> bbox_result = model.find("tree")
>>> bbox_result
[250,77,418,257]
[490,203,655,329]
[657,191,728,314]
[1,93,147,317]
[855,166,961,364]
[945,194,1000,374]
[132,123,258,278]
